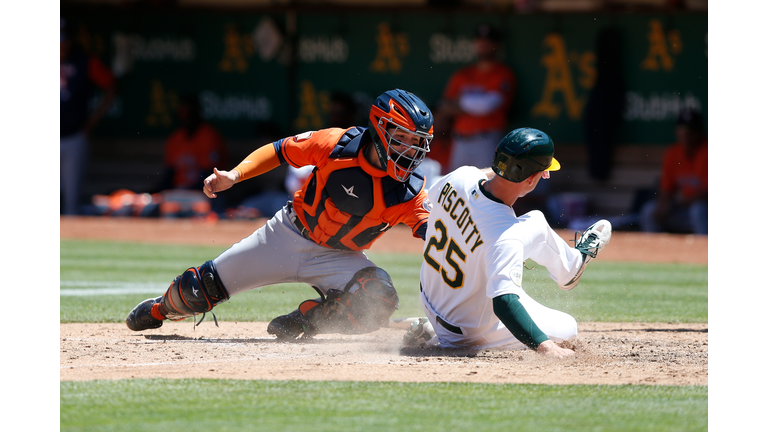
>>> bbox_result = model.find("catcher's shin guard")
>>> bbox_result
[156,260,230,323]
[268,267,399,339]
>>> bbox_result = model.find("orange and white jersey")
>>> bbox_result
[274,127,430,251]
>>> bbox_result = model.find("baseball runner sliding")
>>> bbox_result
[405,128,612,358]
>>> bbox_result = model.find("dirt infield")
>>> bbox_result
[60,322,707,385]
[60,217,708,385]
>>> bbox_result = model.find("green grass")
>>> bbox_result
[60,238,708,431]
[60,380,708,432]
[60,239,707,324]
[521,261,708,322]
[59,239,426,323]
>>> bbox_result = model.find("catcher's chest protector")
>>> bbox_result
[294,128,425,251]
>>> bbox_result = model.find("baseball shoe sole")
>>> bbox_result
[560,219,612,290]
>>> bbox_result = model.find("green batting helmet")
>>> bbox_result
[491,128,561,183]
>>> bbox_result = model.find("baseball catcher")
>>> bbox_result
[126,89,434,339]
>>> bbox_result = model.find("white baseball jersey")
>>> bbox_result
[419,166,582,349]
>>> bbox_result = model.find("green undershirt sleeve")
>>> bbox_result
[492,294,549,350]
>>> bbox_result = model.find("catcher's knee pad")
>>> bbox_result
[303,267,399,334]
[159,260,230,321]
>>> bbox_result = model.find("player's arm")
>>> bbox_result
[203,129,341,198]
[492,294,574,358]
[202,144,280,198]
[399,189,431,240]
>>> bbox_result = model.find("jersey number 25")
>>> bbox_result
[423,220,467,289]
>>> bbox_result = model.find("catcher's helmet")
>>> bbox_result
[492,128,561,183]
[368,89,433,182]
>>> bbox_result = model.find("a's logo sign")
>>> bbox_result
[219,24,254,73]
[531,33,595,121]
[370,22,410,74]
[192,286,199,297]
[641,19,682,72]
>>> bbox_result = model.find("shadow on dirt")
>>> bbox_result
[141,334,401,345]
[399,346,480,358]
[581,327,708,333]
[143,334,276,343]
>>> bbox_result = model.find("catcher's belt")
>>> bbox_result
[286,202,312,241]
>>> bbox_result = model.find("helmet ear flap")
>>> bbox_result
[368,115,390,169]
[492,128,556,182]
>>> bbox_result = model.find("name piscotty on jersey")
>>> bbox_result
[435,180,484,253]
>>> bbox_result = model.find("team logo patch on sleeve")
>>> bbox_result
[294,131,315,141]
[510,269,523,287]
[423,198,433,212]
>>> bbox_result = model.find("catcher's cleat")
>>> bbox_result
[402,317,437,348]
[126,296,165,331]
[560,219,612,291]
[267,309,315,340]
